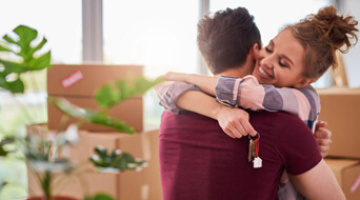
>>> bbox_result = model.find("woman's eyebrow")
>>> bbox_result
[269,40,274,47]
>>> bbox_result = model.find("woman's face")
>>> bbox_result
[252,28,309,88]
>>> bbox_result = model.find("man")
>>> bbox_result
[158,7,339,200]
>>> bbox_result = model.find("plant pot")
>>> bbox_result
[27,195,79,200]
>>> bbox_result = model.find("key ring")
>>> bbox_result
[248,132,260,140]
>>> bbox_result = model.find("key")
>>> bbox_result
[248,136,255,162]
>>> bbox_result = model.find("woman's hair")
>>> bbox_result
[197,7,261,74]
[287,5,358,79]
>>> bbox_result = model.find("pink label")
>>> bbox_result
[350,173,360,193]
[61,70,84,89]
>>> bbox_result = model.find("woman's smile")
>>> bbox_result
[257,65,273,79]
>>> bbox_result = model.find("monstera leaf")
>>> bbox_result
[0,25,51,93]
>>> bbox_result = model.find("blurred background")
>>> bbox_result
[0,0,359,199]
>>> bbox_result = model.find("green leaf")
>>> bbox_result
[96,76,164,108]
[49,97,135,133]
[95,85,120,108]
[0,44,13,52]
[0,24,51,85]
[88,112,135,133]
[3,34,17,45]
[1,60,28,74]
[13,25,38,58]
[90,146,145,171]
[28,37,47,57]
[94,146,108,159]
[0,145,9,156]
[28,51,51,70]
[5,78,24,93]
[84,193,115,200]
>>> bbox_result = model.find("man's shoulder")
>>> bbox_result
[249,111,311,133]
[250,110,302,121]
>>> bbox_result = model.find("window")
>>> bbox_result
[103,0,200,127]
[0,0,82,65]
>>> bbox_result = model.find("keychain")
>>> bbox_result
[253,133,262,168]
[248,133,262,168]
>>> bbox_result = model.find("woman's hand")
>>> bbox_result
[315,121,332,158]
[215,105,257,139]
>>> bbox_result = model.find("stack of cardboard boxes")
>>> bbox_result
[317,87,360,200]
[28,64,162,199]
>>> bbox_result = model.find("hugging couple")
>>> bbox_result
[156,5,358,200]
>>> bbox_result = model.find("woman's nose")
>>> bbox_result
[260,56,274,70]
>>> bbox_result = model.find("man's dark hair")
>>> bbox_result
[197,7,261,74]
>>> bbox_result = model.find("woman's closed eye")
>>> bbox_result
[278,59,288,67]
[265,46,272,53]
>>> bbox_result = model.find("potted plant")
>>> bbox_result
[0,25,162,200]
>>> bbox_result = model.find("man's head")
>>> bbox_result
[197,7,261,75]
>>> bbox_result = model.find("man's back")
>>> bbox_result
[159,111,321,200]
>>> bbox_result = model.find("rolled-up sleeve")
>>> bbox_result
[215,76,243,107]
[159,81,200,114]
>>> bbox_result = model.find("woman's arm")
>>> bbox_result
[289,159,345,200]
[177,90,257,138]
[216,75,321,131]
[155,81,200,114]
[161,72,321,131]
[155,80,257,138]
[160,72,218,96]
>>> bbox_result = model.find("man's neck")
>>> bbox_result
[216,63,253,78]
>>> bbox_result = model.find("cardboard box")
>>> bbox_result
[47,64,144,132]
[317,87,360,159]
[28,129,162,200]
[325,158,360,200]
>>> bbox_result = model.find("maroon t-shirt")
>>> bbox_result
[159,110,322,200]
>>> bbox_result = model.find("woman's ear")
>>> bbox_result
[293,78,314,88]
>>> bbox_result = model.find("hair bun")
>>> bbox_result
[311,5,358,52]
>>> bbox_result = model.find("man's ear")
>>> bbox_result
[250,43,260,61]
[293,78,314,88]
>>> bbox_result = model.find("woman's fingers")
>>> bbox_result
[233,120,246,138]
[217,106,257,139]
[315,127,332,158]
[223,127,237,139]
[317,142,330,157]
[225,117,256,138]
[221,119,245,139]
[315,121,328,131]
[316,127,332,139]
[239,118,257,137]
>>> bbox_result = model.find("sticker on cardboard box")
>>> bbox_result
[350,173,360,193]
[61,70,84,89]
